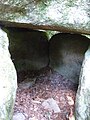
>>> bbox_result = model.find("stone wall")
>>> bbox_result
[49,33,90,84]
[0,28,17,120]
[4,27,90,85]
[5,27,49,72]
[0,0,90,119]
[1,27,90,119]
[75,46,90,120]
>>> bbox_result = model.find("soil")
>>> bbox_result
[13,67,78,120]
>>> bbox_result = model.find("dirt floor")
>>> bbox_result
[13,67,78,120]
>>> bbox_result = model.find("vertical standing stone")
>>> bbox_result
[49,33,90,84]
[0,28,17,120]
[6,27,49,71]
[75,46,90,120]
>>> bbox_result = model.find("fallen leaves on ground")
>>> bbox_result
[13,67,78,120]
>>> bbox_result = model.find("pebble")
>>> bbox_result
[42,98,61,113]
[13,113,25,120]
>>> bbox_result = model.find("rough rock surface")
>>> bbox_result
[5,27,49,71]
[49,33,90,84]
[75,46,90,120]
[0,28,17,120]
[0,0,90,34]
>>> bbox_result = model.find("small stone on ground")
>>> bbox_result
[42,98,61,113]
[13,113,25,120]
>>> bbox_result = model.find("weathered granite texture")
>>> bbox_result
[5,27,49,71]
[0,28,17,120]
[0,0,90,34]
[49,33,90,84]
[75,46,90,120]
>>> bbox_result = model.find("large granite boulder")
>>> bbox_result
[4,27,49,71]
[0,0,90,35]
[49,33,90,84]
[75,46,90,120]
[0,28,17,120]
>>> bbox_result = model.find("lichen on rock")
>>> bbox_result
[0,28,17,120]
[75,46,90,120]
[0,0,90,34]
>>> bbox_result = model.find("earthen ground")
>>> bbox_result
[13,67,78,120]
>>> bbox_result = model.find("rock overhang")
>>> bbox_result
[0,0,90,35]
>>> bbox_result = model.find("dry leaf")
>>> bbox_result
[69,115,75,120]
[67,96,74,105]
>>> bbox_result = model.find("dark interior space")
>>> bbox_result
[4,27,90,120]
